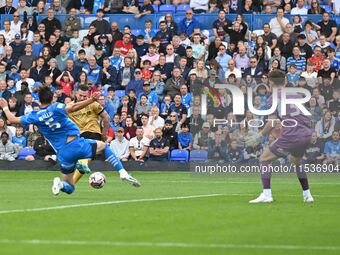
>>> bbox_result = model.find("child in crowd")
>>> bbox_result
[12,126,27,149]
[287,64,300,86]
[178,123,192,151]
[56,71,74,97]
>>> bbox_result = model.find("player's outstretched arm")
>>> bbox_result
[0,99,21,124]
[65,92,101,113]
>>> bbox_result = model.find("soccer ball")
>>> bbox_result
[89,172,106,189]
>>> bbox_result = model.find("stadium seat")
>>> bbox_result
[159,4,176,13]
[170,149,189,162]
[131,29,142,36]
[176,4,190,12]
[190,150,208,161]
[115,90,126,98]
[321,5,332,12]
[153,4,159,13]
[18,148,36,160]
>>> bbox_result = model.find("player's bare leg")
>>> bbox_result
[95,141,141,187]
[249,148,278,203]
[52,173,76,195]
[289,155,314,203]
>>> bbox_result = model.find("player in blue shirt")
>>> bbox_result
[0,87,140,195]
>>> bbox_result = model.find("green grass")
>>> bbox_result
[0,171,340,255]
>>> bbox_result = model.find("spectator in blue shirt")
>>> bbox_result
[125,68,144,96]
[138,82,158,106]
[12,126,27,149]
[324,131,340,164]
[178,9,201,37]
[178,122,192,151]
[82,55,102,86]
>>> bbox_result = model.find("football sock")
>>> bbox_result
[296,166,309,190]
[104,144,124,172]
[303,189,312,197]
[263,189,272,197]
[73,170,84,184]
[260,160,272,189]
[61,181,75,194]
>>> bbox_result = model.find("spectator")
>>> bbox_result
[51,0,66,14]
[149,128,169,161]
[315,12,337,43]
[243,57,263,79]
[308,46,325,72]
[114,33,133,56]
[290,0,307,15]
[323,131,340,164]
[0,132,18,161]
[11,12,23,35]
[164,67,186,99]
[18,93,39,116]
[149,107,165,129]
[296,34,313,60]
[234,44,249,72]
[315,111,336,141]
[90,9,111,35]
[269,7,289,37]
[68,0,94,14]
[178,122,192,151]
[0,20,15,44]
[82,56,102,86]
[0,0,16,14]
[12,126,26,149]
[223,21,247,45]
[110,127,130,162]
[129,127,149,162]
[63,8,81,38]
[262,23,278,50]
[33,134,56,161]
[193,122,213,150]
[208,129,228,160]
[178,9,201,37]
[277,32,294,59]
[135,0,154,19]
[41,8,62,40]
[308,0,326,14]
[0,80,11,101]
[225,59,242,83]
[287,47,306,74]
[301,61,318,89]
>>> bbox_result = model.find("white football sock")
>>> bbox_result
[263,189,272,197]
[303,189,311,197]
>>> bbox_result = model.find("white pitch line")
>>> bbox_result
[0,194,225,215]
[0,239,339,251]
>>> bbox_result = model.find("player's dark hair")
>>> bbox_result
[78,85,89,91]
[38,86,54,105]
[268,70,285,86]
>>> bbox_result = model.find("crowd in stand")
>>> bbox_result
[0,0,339,164]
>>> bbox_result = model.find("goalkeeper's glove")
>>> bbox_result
[245,132,262,147]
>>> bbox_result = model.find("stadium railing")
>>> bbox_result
[0,13,339,32]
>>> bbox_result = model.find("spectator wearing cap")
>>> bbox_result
[41,8,62,40]
[149,128,169,161]
[296,34,313,60]
[138,81,158,106]
[178,9,201,37]
[94,45,105,67]
[8,65,21,84]
[29,57,48,83]
[129,127,149,162]
[125,68,144,96]
[193,121,213,150]
[109,127,129,162]
[9,33,25,60]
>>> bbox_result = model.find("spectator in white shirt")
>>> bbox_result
[291,0,308,15]
[10,11,23,35]
[0,20,15,44]
[129,127,150,162]
[225,59,242,84]
[110,127,130,162]
[148,107,165,129]
[269,7,289,37]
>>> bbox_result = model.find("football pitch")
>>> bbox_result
[0,171,340,255]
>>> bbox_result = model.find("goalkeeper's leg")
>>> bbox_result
[73,159,92,184]
[249,147,278,203]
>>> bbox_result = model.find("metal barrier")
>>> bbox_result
[0,13,338,32]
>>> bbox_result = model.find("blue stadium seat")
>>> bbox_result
[153,4,159,13]
[131,29,142,36]
[115,90,126,98]
[170,149,189,162]
[190,150,208,161]
[321,5,332,13]
[159,4,176,13]
[18,148,36,160]
[176,4,190,12]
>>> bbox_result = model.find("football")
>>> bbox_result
[88,172,106,189]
